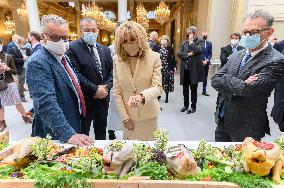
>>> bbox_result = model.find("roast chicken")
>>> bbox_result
[0,137,38,170]
[166,144,200,178]
[242,137,283,184]
[101,141,135,178]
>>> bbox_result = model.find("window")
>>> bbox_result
[147,11,156,19]
[104,11,116,21]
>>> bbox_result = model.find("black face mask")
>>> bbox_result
[203,35,207,40]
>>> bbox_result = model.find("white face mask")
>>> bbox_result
[0,45,2,52]
[45,40,67,56]
[231,39,239,46]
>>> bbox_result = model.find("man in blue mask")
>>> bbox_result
[66,17,113,140]
[211,9,284,142]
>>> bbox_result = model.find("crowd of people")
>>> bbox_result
[0,9,284,145]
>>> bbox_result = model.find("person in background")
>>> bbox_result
[27,14,94,146]
[178,26,204,114]
[7,37,32,102]
[201,32,212,96]
[273,40,284,53]
[113,21,162,140]
[212,9,284,142]
[155,35,176,103]
[0,38,32,132]
[148,31,159,51]
[6,34,20,52]
[67,17,113,140]
[220,33,244,68]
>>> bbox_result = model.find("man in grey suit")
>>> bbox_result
[212,9,284,142]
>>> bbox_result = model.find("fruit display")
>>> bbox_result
[0,130,284,188]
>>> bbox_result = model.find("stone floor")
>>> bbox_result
[4,73,281,142]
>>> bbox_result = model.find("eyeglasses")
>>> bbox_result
[241,28,270,36]
[82,28,98,33]
[44,33,69,42]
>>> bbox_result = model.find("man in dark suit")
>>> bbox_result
[27,14,94,146]
[273,40,284,53]
[212,9,284,142]
[7,37,32,102]
[201,32,212,96]
[220,33,244,68]
[67,17,113,140]
[6,34,20,52]
[28,31,42,53]
[178,26,204,114]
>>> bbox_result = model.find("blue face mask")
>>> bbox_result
[82,32,98,45]
[240,34,261,49]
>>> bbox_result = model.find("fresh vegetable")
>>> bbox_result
[31,135,54,161]
[0,141,7,151]
[133,143,152,167]
[153,129,168,152]
[0,165,13,179]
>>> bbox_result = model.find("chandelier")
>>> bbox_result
[81,3,115,32]
[154,1,170,25]
[136,3,149,30]
[17,3,28,17]
[4,17,15,31]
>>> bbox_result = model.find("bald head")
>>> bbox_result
[150,31,158,42]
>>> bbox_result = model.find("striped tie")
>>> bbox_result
[239,52,251,71]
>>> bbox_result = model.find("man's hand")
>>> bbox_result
[245,74,258,84]
[67,134,94,146]
[0,63,6,74]
[187,52,194,57]
[202,60,208,65]
[94,85,108,99]
[123,119,134,131]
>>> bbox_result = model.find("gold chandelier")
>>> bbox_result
[81,3,115,32]
[4,17,15,30]
[154,0,170,25]
[17,3,28,17]
[136,3,149,30]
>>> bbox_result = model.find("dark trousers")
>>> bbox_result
[203,64,209,93]
[215,120,262,142]
[83,100,109,140]
[17,69,26,98]
[183,69,197,109]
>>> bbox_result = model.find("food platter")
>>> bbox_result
[1,129,284,188]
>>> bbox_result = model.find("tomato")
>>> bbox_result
[253,141,274,150]
[97,148,103,155]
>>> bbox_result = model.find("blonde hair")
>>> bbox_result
[115,21,149,61]
[159,35,170,43]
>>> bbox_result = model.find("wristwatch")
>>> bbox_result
[123,119,129,124]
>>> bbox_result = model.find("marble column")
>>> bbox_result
[25,0,41,32]
[118,0,127,22]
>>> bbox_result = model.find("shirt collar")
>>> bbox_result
[249,43,269,57]
[32,42,40,49]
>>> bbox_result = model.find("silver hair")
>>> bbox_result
[187,26,197,34]
[40,14,67,32]
[80,17,97,30]
[245,9,274,27]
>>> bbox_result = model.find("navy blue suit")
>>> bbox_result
[66,38,113,139]
[32,43,42,53]
[6,41,16,52]
[273,40,284,54]
[202,40,212,93]
[26,47,83,142]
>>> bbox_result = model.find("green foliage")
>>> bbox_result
[133,143,152,167]
[186,165,272,188]
[31,135,54,161]
[153,129,168,152]
[108,141,125,152]
[0,165,13,179]
[131,162,169,180]
[274,136,284,151]
[192,140,216,160]
[0,141,8,151]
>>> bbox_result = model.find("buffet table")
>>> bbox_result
[0,134,283,188]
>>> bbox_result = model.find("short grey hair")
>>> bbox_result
[245,9,274,27]
[40,14,67,32]
[80,17,97,30]
[186,26,197,34]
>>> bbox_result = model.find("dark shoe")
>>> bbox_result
[108,130,116,140]
[202,92,210,96]
[0,120,7,132]
[187,108,196,114]
[165,99,168,103]
[21,97,27,102]
[180,107,188,112]
[22,116,33,124]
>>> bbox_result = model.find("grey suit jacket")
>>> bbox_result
[211,45,284,140]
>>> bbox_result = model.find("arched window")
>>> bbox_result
[147,11,156,19]
[104,11,116,21]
